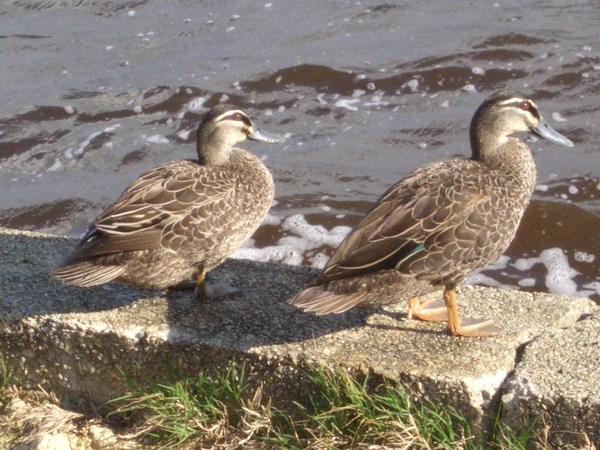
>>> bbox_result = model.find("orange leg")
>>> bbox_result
[443,284,500,337]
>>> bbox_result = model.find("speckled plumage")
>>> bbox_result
[289,89,573,336]
[53,104,284,297]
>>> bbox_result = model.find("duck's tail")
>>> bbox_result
[288,270,437,315]
[52,261,124,287]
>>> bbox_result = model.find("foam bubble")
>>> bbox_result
[187,96,209,112]
[574,251,595,263]
[513,248,581,296]
[232,214,351,268]
[335,98,360,111]
[74,131,103,157]
[518,278,536,287]
[147,135,169,144]
[177,129,192,140]
[464,272,508,289]
[46,158,62,172]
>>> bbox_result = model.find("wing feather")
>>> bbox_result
[317,160,497,285]
[72,160,239,258]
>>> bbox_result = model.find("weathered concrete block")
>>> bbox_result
[503,309,600,448]
[0,227,597,440]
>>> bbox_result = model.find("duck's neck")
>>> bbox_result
[470,115,501,162]
[469,113,528,169]
[196,129,234,166]
[470,121,537,195]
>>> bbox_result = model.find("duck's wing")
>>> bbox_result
[74,161,238,258]
[316,161,496,285]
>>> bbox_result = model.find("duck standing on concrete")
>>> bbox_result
[289,89,573,337]
[53,104,284,300]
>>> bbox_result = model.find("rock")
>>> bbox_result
[503,309,600,448]
[15,433,72,450]
[88,423,119,449]
[0,227,597,443]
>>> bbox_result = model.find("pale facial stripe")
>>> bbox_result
[215,110,247,122]
[497,97,526,106]
[497,97,538,110]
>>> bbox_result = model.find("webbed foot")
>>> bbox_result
[407,297,449,322]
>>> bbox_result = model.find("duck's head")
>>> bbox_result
[469,88,573,160]
[196,104,284,165]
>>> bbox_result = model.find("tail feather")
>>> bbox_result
[288,270,437,316]
[52,262,124,287]
[288,285,367,316]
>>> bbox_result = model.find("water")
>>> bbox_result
[0,0,598,302]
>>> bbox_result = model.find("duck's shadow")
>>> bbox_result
[162,259,382,347]
[1,232,396,347]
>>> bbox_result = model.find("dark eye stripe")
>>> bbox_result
[217,110,252,127]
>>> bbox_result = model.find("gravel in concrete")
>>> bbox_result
[0,227,596,440]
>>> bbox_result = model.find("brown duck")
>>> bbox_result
[288,89,573,337]
[53,104,284,299]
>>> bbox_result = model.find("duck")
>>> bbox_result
[53,103,284,300]
[288,89,573,337]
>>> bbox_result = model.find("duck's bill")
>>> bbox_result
[533,116,573,147]
[248,127,285,144]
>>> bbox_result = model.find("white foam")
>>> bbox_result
[64,105,75,114]
[335,98,360,111]
[187,96,209,113]
[582,281,600,296]
[514,248,580,296]
[103,124,121,133]
[46,158,62,172]
[147,135,169,144]
[464,272,508,289]
[177,129,192,140]
[518,278,536,287]
[551,112,567,122]
[574,251,595,263]
[232,214,351,268]
[74,131,103,157]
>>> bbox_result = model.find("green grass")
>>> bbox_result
[108,359,543,449]
[0,352,10,404]
[111,362,251,446]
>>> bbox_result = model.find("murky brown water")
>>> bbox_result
[1,1,598,301]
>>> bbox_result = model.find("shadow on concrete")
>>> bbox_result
[0,228,375,348]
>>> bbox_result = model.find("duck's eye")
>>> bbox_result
[520,101,532,111]
[233,113,243,121]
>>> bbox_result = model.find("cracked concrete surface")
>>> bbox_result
[0,227,598,446]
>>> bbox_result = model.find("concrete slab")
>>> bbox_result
[0,227,596,437]
[503,309,600,448]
